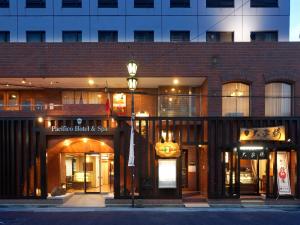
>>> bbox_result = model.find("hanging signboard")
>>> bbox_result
[240,126,285,141]
[155,142,180,158]
[113,93,126,115]
[277,152,292,196]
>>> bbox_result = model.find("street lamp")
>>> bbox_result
[127,60,138,208]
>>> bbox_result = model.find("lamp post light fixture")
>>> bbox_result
[127,60,138,208]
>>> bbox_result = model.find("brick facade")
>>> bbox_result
[0,43,300,116]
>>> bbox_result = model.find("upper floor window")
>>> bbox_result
[251,31,278,42]
[222,82,250,117]
[0,31,10,42]
[26,31,45,43]
[251,0,278,8]
[62,0,82,8]
[26,0,46,8]
[134,31,154,42]
[170,0,190,8]
[62,91,105,104]
[98,31,118,42]
[134,0,154,8]
[265,83,292,116]
[170,31,190,42]
[0,0,9,8]
[62,31,82,42]
[206,32,234,42]
[98,0,118,8]
[206,0,234,8]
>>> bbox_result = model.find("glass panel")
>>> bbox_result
[65,153,85,193]
[0,93,4,110]
[100,153,114,193]
[134,31,154,42]
[85,154,100,193]
[222,83,250,116]
[7,92,19,110]
[258,159,267,194]
[240,159,258,195]
[265,83,292,116]
[224,151,237,197]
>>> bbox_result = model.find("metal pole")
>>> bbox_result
[131,91,135,208]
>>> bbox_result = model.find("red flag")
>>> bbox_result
[105,90,111,116]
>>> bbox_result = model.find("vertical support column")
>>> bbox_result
[114,123,121,198]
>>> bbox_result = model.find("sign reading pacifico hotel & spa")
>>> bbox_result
[50,118,108,133]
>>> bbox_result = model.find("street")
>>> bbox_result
[1,208,300,225]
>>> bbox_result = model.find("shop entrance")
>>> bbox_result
[240,159,267,195]
[47,137,114,195]
[65,153,114,193]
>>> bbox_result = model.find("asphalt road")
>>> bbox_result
[1,209,300,225]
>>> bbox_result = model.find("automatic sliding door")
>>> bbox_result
[85,153,101,193]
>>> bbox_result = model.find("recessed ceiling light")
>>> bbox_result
[21,79,26,84]
[171,88,175,92]
[5,84,9,87]
[88,79,95,86]
[173,79,179,85]
[50,81,53,85]
[97,94,102,98]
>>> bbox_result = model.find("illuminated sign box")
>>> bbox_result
[240,126,285,141]
[158,159,177,189]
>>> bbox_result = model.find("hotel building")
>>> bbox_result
[1,0,299,202]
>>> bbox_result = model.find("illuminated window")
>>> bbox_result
[222,83,250,116]
[206,32,234,42]
[265,83,292,116]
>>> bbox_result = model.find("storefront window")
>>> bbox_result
[222,83,250,116]
[7,92,19,110]
[0,93,4,110]
[62,91,104,105]
[224,150,238,197]
[265,82,292,116]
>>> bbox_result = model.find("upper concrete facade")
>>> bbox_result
[0,0,290,42]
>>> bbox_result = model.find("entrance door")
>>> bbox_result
[84,153,114,193]
[239,159,267,195]
[85,153,101,193]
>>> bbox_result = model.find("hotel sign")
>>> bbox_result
[49,118,108,133]
[240,126,285,141]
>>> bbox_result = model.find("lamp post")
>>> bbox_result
[127,60,138,208]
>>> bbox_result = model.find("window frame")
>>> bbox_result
[250,0,278,8]
[0,0,9,8]
[250,31,278,42]
[222,82,251,117]
[170,30,190,42]
[26,0,46,8]
[0,31,10,43]
[170,0,190,8]
[206,31,234,43]
[62,0,82,8]
[134,30,154,42]
[98,0,118,8]
[98,30,118,42]
[26,31,46,43]
[265,82,293,117]
[62,31,82,42]
[134,0,154,8]
[206,0,234,8]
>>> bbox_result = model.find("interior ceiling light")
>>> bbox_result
[88,79,95,86]
[173,79,179,85]
[21,79,26,84]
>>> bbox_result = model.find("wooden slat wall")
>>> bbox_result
[0,119,45,199]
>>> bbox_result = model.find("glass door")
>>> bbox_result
[84,153,101,193]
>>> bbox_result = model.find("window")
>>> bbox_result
[26,31,45,43]
[170,0,190,8]
[98,0,118,8]
[62,31,82,42]
[265,83,292,116]
[7,92,19,108]
[0,93,4,110]
[206,32,234,42]
[0,31,10,42]
[62,0,82,8]
[26,0,46,8]
[98,31,118,42]
[222,83,250,117]
[170,31,190,42]
[250,31,278,42]
[62,91,104,104]
[251,0,278,7]
[0,0,9,8]
[134,31,154,42]
[134,0,154,8]
[206,0,234,8]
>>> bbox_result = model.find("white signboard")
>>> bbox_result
[277,152,292,196]
[158,159,177,189]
